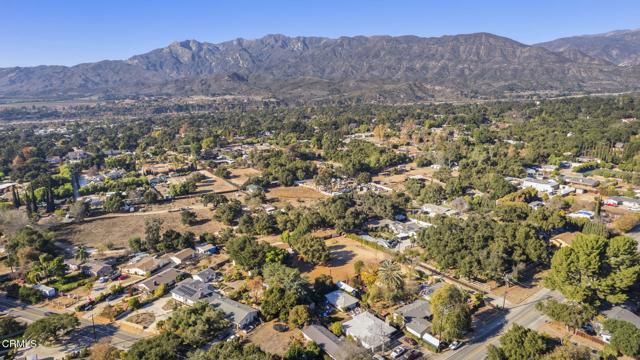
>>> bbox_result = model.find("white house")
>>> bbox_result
[195,243,218,255]
[33,284,56,297]
[342,311,396,351]
[521,178,559,194]
[169,248,196,265]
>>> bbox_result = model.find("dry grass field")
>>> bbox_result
[294,234,390,282]
[373,163,440,191]
[248,320,302,356]
[60,205,226,248]
[228,167,262,187]
[266,186,327,207]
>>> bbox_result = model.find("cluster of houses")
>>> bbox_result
[117,245,259,330]
[362,218,431,250]
[302,280,451,358]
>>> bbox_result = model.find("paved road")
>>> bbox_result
[433,287,559,360]
[0,297,143,350]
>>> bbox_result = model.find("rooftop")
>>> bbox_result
[342,311,396,349]
[172,278,216,302]
[603,306,640,329]
[207,292,257,326]
[301,325,349,360]
[324,290,359,310]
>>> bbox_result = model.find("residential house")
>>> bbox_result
[208,292,258,328]
[599,306,640,343]
[169,248,196,265]
[393,300,433,339]
[122,256,169,276]
[33,284,56,298]
[65,150,89,162]
[420,282,446,301]
[195,243,218,255]
[64,259,83,271]
[342,311,397,351]
[137,268,182,294]
[193,268,220,283]
[171,278,216,305]
[529,201,545,210]
[302,325,353,360]
[521,178,559,194]
[563,176,600,188]
[82,260,112,278]
[336,281,357,296]
[46,156,62,165]
[324,290,359,312]
[419,204,458,217]
[606,196,640,209]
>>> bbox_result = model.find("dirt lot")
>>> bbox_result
[373,163,440,191]
[198,170,238,193]
[266,186,327,207]
[125,312,156,327]
[292,234,390,283]
[248,320,302,356]
[122,294,177,334]
[154,170,238,197]
[228,168,262,187]
[489,270,547,305]
[61,203,227,248]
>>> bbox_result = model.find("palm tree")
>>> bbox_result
[377,260,404,291]
[74,246,88,263]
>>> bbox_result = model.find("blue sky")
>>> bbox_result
[1,0,639,67]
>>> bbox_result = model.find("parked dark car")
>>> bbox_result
[398,349,422,360]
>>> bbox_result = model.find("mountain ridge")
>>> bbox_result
[2,32,640,102]
[537,29,640,66]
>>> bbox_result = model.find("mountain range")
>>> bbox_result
[2,30,640,102]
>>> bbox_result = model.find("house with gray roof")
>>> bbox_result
[82,260,112,278]
[324,290,359,312]
[302,324,358,360]
[171,278,216,305]
[208,292,258,328]
[393,299,433,338]
[193,268,220,283]
[342,311,396,351]
[598,306,640,343]
[137,268,181,294]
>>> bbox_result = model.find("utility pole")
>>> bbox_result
[502,279,509,309]
[91,314,97,342]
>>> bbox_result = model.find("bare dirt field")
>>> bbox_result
[248,320,302,356]
[154,170,238,197]
[125,312,156,327]
[60,205,226,248]
[228,167,262,187]
[291,234,390,283]
[198,170,238,193]
[489,270,547,305]
[373,163,440,191]
[266,186,327,207]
